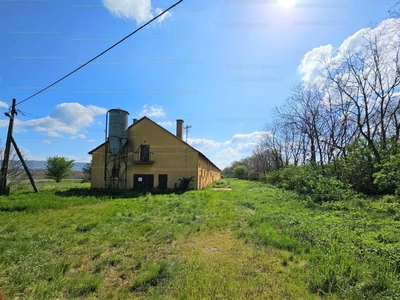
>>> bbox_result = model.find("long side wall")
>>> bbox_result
[197,154,221,189]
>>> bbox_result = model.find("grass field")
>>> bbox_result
[1,179,400,299]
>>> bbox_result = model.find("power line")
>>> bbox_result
[15,0,183,107]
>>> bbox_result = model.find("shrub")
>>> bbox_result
[374,152,400,195]
[174,176,194,192]
[334,139,377,195]
[247,170,260,181]
[264,165,351,202]
[81,162,92,183]
[233,165,248,179]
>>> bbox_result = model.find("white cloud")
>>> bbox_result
[71,134,87,140]
[0,119,8,127]
[224,131,267,146]
[157,120,174,128]
[0,101,9,109]
[103,0,171,24]
[139,104,166,118]
[299,18,400,84]
[215,147,239,159]
[185,131,270,169]
[298,44,333,84]
[187,138,222,151]
[0,103,107,138]
[154,7,171,23]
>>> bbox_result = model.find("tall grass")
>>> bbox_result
[1,180,400,298]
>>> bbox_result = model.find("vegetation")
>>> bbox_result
[0,144,34,189]
[224,18,400,198]
[174,176,194,192]
[233,165,247,179]
[45,156,75,183]
[1,179,400,299]
[81,162,92,183]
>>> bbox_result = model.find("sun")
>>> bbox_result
[277,0,297,9]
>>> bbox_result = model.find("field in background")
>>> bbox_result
[1,179,400,299]
[31,169,84,180]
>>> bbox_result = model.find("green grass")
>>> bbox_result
[1,179,400,299]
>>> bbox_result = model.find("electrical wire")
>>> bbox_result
[15,0,184,107]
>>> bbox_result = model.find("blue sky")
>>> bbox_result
[0,0,395,168]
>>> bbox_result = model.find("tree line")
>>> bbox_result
[224,17,400,198]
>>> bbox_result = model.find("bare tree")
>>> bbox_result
[0,144,34,188]
[323,22,400,163]
[389,1,400,17]
[263,119,306,167]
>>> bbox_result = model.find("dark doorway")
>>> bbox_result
[158,174,168,189]
[140,145,150,162]
[133,174,154,191]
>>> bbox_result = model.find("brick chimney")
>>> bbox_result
[176,119,184,139]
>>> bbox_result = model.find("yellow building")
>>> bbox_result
[89,113,220,190]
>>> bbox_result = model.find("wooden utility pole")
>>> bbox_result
[0,99,17,195]
[0,99,39,195]
[11,136,39,193]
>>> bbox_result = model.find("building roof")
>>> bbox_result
[88,116,221,172]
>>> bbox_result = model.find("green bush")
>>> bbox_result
[264,165,351,202]
[247,170,260,181]
[334,139,377,194]
[233,165,248,179]
[374,152,400,195]
[174,176,194,192]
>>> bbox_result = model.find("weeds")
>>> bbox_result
[1,179,400,298]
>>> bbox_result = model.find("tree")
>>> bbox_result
[233,165,247,179]
[0,144,34,189]
[45,156,75,183]
[389,1,400,17]
[323,21,400,164]
[82,161,92,183]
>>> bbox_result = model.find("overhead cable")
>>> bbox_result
[16,0,183,107]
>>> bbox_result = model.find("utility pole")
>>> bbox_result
[0,99,39,195]
[0,99,17,195]
[184,125,192,143]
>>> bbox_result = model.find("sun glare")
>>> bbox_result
[277,0,297,9]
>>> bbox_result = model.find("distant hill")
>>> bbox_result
[30,161,88,171]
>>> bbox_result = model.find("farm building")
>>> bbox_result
[89,109,221,190]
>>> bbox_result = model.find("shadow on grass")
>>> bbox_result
[55,187,178,199]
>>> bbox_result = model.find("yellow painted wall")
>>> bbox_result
[197,154,221,189]
[126,118,198,189]
[91,144,105,189]
[90,117,220,190]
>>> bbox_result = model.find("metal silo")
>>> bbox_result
[106,108,129,155]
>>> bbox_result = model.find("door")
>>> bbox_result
[133,174,154,190]
[140,145,150,162]
[158,174,168,189]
